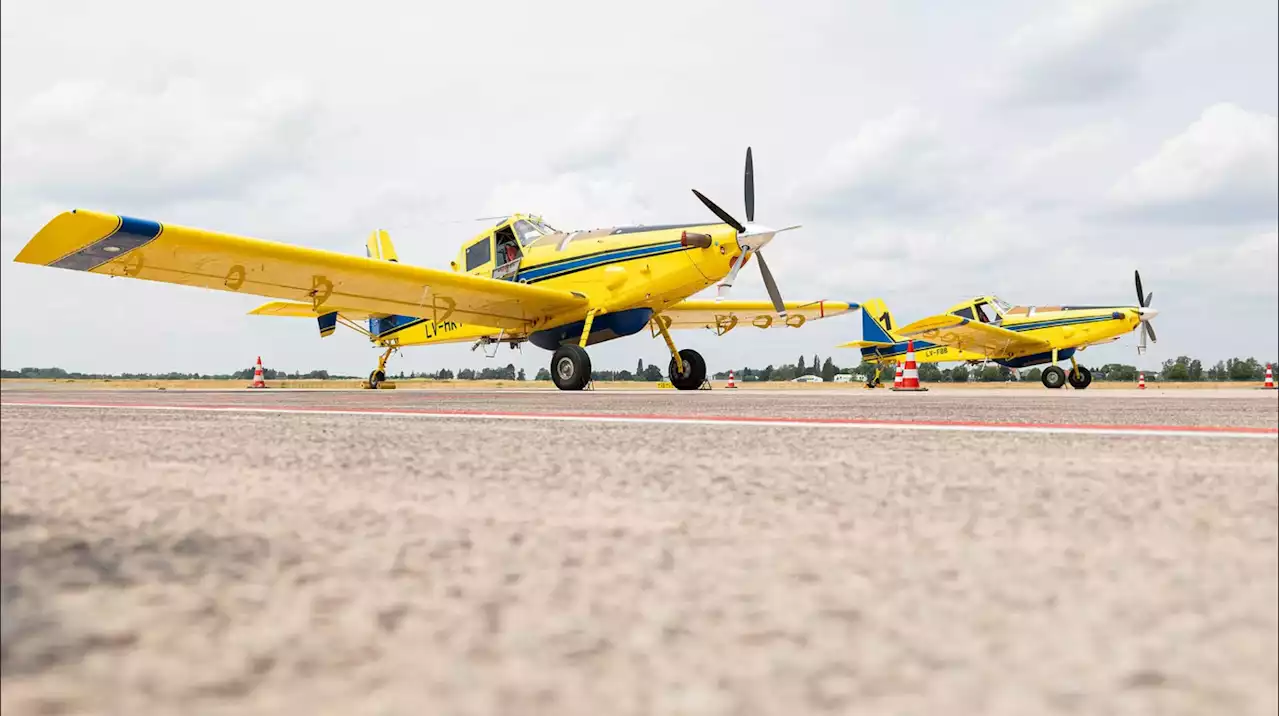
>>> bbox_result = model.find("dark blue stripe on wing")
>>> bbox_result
[51,216,164,272]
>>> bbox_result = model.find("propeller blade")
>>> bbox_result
[1144,322,1157,343]
[1144,291,1153,308]
[1135,270,1145,307]
[692,189,746,234]
[715,250,750,300]
[754,250,787,317]
[744,147,755,223]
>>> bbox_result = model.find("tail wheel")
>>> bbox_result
[1068,365,1093,389]
[1041,365,1066,389]
[551,345,592,391]
[668,349,707,390]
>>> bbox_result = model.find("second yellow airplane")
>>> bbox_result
[841,273,1161,389]
[14,147,857,390]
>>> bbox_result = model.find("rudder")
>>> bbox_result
[861,298,901,344]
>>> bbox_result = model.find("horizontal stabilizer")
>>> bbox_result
[837,339,896,349]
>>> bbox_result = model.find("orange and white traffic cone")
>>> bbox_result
[1264,364,1275,389]
[892,340,929,391]
[726,369,737,389]
[251,356,266,388]
[892,362,904,389]
[1137,372,1145,390]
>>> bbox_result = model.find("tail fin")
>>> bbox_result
[364,230,398,336]
[860,298,902,343]
[365,229,398,263]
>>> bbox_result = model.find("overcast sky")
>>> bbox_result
[2,0,1276,376]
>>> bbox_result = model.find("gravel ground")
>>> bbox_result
[1,390,1276,716]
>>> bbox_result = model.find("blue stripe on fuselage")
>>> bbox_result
[51,215,163,272]
[517,241,686,283]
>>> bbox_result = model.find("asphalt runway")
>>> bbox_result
[2,387,1277,715]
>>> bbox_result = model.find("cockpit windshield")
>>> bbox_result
[991,296,1012,313]
[975,301,1000,324]
[512,218,561,246]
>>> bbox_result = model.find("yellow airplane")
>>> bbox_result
[14,148,857,390]
[840,273,1160,389]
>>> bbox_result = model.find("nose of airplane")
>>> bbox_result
[1138,307,1159,321]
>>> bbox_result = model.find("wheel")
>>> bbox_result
[1068,365,1092,389]
[368,369,385,389]
[551,344,592,391]
[668,349,707,390]
[1041,365,1066,389]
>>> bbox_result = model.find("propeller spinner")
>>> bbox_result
[691,147,799,317]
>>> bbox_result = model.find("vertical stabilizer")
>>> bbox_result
[860,298,901,343]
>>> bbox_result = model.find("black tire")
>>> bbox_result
[668,349,707,390]
[1068,365,1092,389]
[368,369,385,389]
[551,344,592,391]
[1041,365,1066,389]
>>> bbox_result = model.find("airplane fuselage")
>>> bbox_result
[863,304,1147,368]
[370,218,743,351]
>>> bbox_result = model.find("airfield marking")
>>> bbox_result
[2,400,1276,440]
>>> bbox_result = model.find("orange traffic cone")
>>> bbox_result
[726,369,737,388]
[892,340,929,391]
[1265,364,1275,390]
[892,362,904,389]
[251,356,266,388]
[1137,372,1145,390]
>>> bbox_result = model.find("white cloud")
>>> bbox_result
[0,76,321,209]
[796,108,976,218]
[993,0,1187,106]
[548,110,637,174]
[1108,103,1278,222]
[1157,229,1278,298]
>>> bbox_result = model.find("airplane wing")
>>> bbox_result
[836,339,895,349]
[895,313,1050,357]
[14,210,588,330]
[658,299,858,331]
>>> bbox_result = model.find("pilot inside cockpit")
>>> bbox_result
[494,225,520,265]
[974,300,1000,324]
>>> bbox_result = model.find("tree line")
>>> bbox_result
[710,354,1277,383]
[5,354,1273,383]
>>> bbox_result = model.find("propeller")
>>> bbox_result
[692,147,798,317]
[1134,270,1158,352]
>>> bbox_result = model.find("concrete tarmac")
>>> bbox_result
[1,387,1276,715]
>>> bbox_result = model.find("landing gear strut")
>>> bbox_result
[366,346,395,389]
[652,316,706,390]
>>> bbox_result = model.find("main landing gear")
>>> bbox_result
[1041,357,1092,389]
[652,315,706,390]
[548,311,708,391]
[365,346,396,389]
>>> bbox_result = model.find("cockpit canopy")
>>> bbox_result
[948,295,1011,324]
[510,217,562,247]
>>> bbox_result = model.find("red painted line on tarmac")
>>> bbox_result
[2,399,1276,439]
